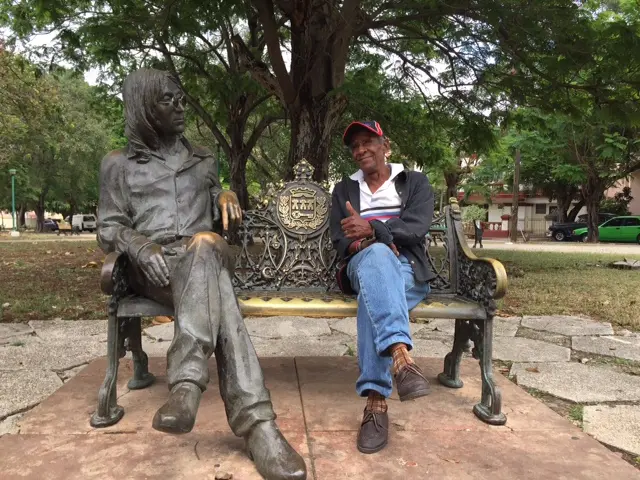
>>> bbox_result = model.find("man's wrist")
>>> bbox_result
[127,236,154,260]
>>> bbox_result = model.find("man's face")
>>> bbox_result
[348,130,387,174]
[153,79,186,136]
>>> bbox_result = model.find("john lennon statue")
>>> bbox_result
[97,68,306,480]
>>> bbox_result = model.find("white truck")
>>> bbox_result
[71,214,97,232]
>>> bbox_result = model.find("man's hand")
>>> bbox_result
[341,201,374,240]
[218,190,243,233]
[349,237,400,256]
[137,243,170,288]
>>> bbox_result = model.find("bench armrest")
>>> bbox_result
[448,199,508,315]
[100,252,131,296]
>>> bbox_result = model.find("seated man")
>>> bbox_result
[97,68,306,480]
[330,120,436,454]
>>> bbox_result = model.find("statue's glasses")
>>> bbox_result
[159,94,186,108]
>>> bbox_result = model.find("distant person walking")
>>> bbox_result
[473,219,483,248]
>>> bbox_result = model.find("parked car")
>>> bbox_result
[43,218,59,232]
[70,214,97,232]
[546,213,617,241]
[573,216,640,243]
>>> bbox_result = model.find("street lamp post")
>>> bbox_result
[8,169,19,237]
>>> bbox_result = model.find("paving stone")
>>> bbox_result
[493,337,570,362]
[510,362,640,402]
[515,327,570,348]
[244,316,332,339]
[0,324,33,345]
[250,334,351,356]
[57,364,89,383]
[141,336,170,357]
[410,339,452,357]
[0,412,23,436]
[29,319,108,342]
[0,336,106,372]
[0,369,62,419]
[143,322,174,342]
[583,405,640,456]
[521,316,613,336]
[329,317,425,337]
[415,317,520,339]
[572,336,640,362]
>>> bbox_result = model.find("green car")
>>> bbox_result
[573,216,640,244]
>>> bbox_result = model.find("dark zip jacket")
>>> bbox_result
[330,169,436,283]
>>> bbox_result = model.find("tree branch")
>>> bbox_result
[251,0,295,103]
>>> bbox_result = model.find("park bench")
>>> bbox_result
[91,159,509,429]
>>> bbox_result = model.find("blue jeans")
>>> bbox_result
[346,243,431,398]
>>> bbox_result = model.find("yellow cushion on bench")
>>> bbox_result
[236,291,486,320]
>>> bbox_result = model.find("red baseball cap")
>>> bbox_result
[342,120,384,146]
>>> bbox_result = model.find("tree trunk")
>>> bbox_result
[18,205,25,228]
[555,190,572,224]
[34,195,46,233]
[567,199,585,222]
[287,96,346,181]
[444,172,459,201]
[582,177,603,243]
[229,153,250,212]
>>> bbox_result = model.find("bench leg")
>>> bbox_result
[125,317,156,390]
[91,302,125,427]
[472,317,507,426]
[437,319,468,388]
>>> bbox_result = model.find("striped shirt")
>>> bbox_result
[350,163,404,223]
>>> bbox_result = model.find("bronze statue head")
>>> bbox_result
[122,68,186,162]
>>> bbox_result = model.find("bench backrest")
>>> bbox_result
[231,160,457,294]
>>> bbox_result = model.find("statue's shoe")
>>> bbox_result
[152,382,201,434]
[246,420,307,480]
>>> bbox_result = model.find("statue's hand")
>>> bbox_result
[136,243,170,288]
[217,190,243,232]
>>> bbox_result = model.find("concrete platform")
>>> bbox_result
[2,357,639,479]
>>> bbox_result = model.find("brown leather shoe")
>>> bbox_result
[395,363,430,402]
[357,409,388,454]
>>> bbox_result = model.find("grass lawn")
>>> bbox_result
[477,249,640,330]
[1,240,639,329]
[0,240,107,322]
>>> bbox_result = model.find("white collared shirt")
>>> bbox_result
[350,163,404,223]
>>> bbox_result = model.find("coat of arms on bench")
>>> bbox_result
[233,159,337,291]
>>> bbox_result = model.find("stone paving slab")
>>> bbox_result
[251,334,351,357]
[310,430,639,480]
[0,336,106,371]
[0,323,33,345]
[414,316,521,339]
[510,362,640,403]
[493,337,571,362]
[0,413,23,435]
[572,336,640,362]
[244,316,332,338]
[143,317,334,341]
[521,316,614,336]
[29,319,108,342]
[329,317,425,336]
[583,405,640,456]
[295,358,571,434]
[142,322,174,342]
[0,369,62,419]
[18,357,305,435]
[7,356,640,480]
[0,431,310,480]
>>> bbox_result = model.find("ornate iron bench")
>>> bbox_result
[91,160,508,428]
